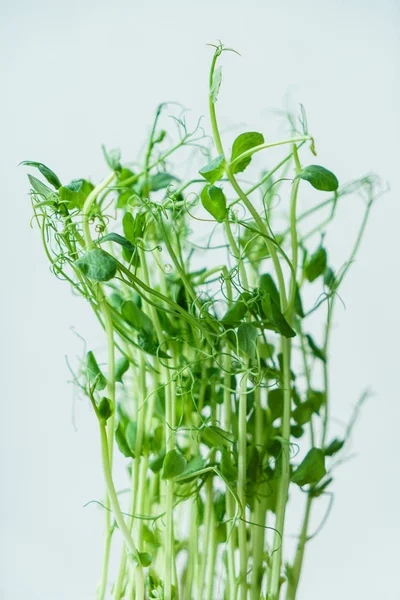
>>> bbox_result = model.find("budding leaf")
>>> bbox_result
[97,232,136,254]
[296,165,339,192]
[102,145,121,172]
[210,66,222,103]
[86,351,107,391]
[221,292,251,328]
[76,249,118,282]
[291,448,326,487]
[138,552,152,567]
[98,397,113,421]
[21,160,62,189]
[28,175,54,199]
[231,131,265,174]
[200,184,227,222]
[199,155,225,184]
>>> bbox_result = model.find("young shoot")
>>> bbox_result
[25,42,381,600]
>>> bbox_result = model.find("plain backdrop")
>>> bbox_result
[1,1,399,599]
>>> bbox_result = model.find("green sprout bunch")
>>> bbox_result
[25,43,381,600]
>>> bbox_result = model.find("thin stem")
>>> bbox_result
[285,495,312,600]
[99,423,144,599]
[238,366,249,600]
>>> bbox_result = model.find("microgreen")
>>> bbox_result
[25,42,381,600]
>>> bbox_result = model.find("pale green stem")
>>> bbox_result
[99,423,144,599]
[285,495,312,600]
[238,366,249,600]
[250,385,265,600]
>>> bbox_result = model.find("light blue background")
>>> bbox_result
[1,1,399,598]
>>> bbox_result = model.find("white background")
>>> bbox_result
[1,1,399,599]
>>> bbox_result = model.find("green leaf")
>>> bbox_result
[294,285,305,318]
[122,212,135,243]
[86,351,107,391]
[268,389,284,422]
[149,450,166,473]
[109,292,124,312]
[324,266,336,290]
[200,185,228,222]
[291,424,304,439]
[115,357,129,383]
[102,145,121,172]
[307,390,325,414]
[230,132,265,174]
[138,552,152,567]
[98,397,113,421]
[260,274,280,307]
[220,448,238,482]
[126,421,138,456]
[21,160,62,189]
[117,167,135,185]
[201,425,235,449]
[115,421,134,458]
[305,334,326,362]
[237,323,258,359]
[324,438,345,457]
[59,179,94,210]
[97,232,136,254]
[149,172,179,191]
[258,342,275,361]
[161,449,187,480]
[28,175,54,199]
[292,402,313,426]
[76,249,118,282]
[177,456,206,481]
[137,331,171,359]
[310,476,333,498]
[305,247,327,283]
[262,295,296,338]
[246,445,259,480]
[199,155,225,184]
[121,300,154,335]
[291,448,326,487]
[210,66,222,103]
[221,293,251,328]
[296,165,339,192]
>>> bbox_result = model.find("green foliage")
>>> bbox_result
[200,184,228,222]
[305,246,327,282]
[161,449,187,479]
[199,154,225,183]
[115,357,129,383]
[292,448,326,487]
[26,44,376,600]
[59,179,94,210]
[86,351,107,391]
[237,323,258,358]
[296,165,339,192]
[21,160,62,189]
[98,396,113,421]
[76,249,118,282]
[324,438,345,456]
[230,131,265,174]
